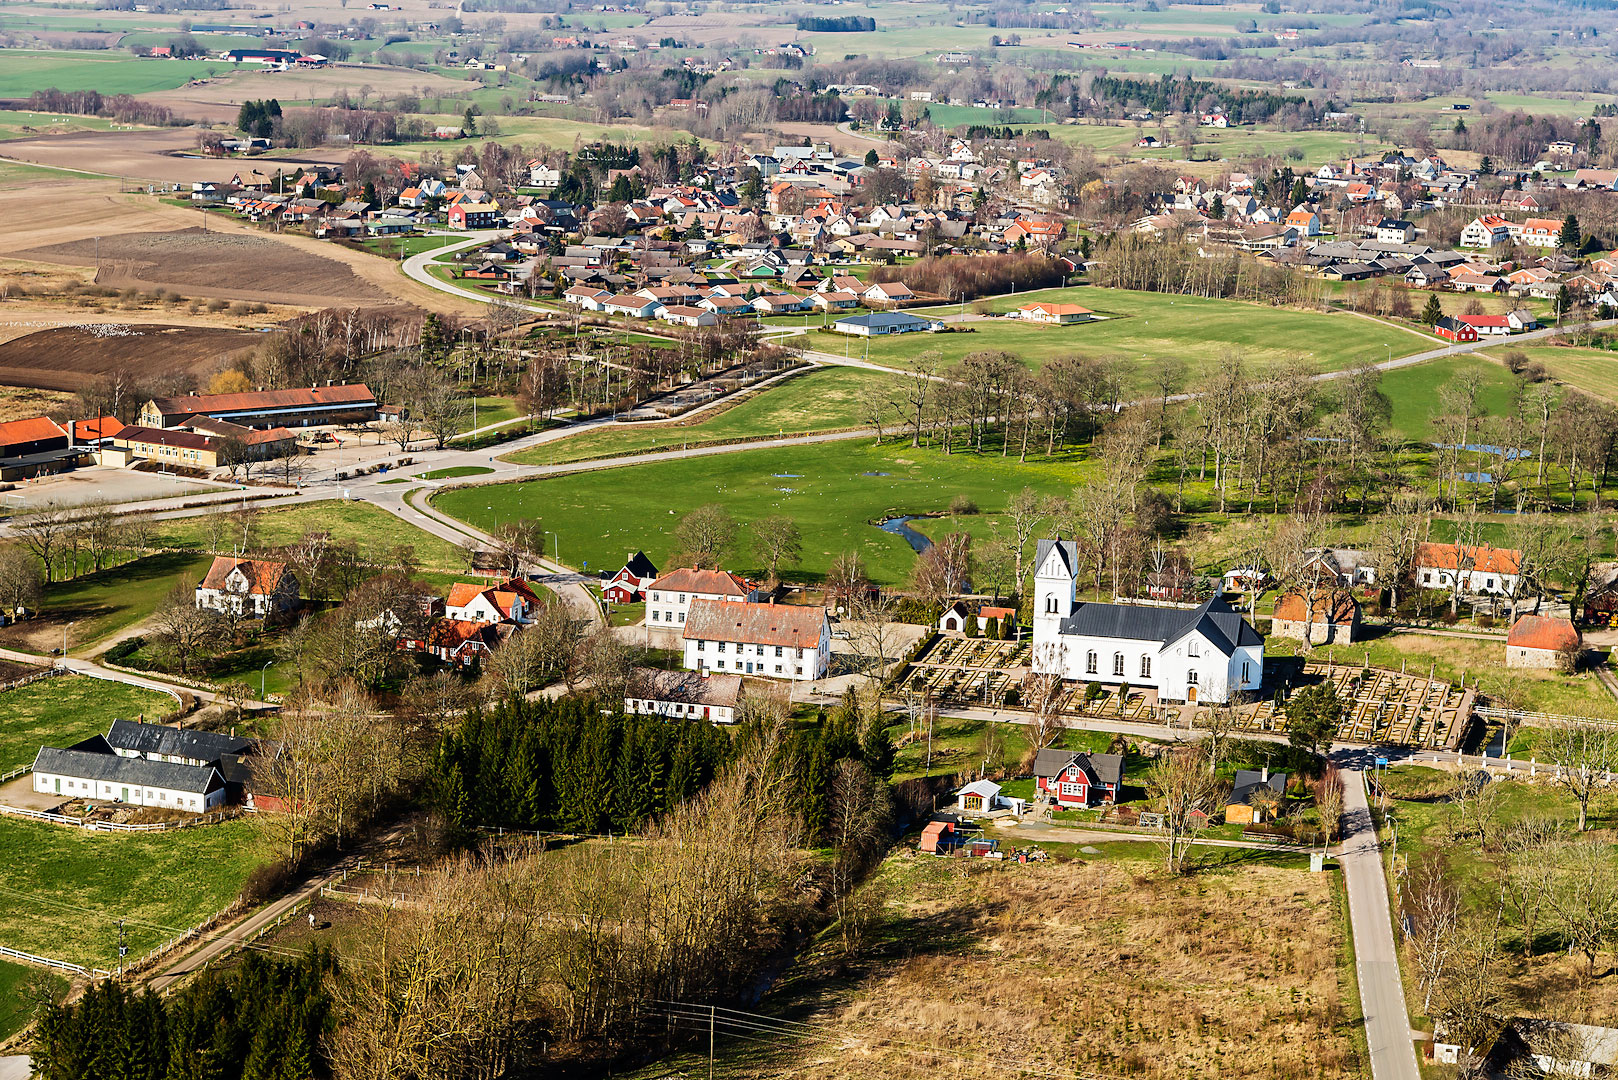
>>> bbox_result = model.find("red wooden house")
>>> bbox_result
[1033,748,1124,807]
[1433,315,1479,343]
[602,551,659,604]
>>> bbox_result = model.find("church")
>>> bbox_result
[1031,539,1265,704]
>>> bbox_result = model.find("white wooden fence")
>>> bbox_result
[0,802,236,832]
[0,943,111,979]
[1474,705,1618,731]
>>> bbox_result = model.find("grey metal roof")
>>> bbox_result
[1056,596,1261,655]
[1229,769,1287,806]
[33,746,223,794]
[835,311,936,329]
[1032,748,1124,786]
[106,720,252,764]
[1036,538,1078,578]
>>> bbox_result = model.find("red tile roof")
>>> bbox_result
[200,556,291,596]
[1506,614,1580,652]
[71,416,124,440]
[650,568,755,598]
[1273,589,1359,625]
[682,599,827,649]
[149,384,375,418]
[0,416,67,447]
[1416,542,1521,576]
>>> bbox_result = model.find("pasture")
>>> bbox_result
[852,286,1436,393]
[439,437,1084,583]
[0,552,214,653]
[0,815,260,969]
[0,50,221,97]
[0,675,178,772]
[507,366,887,467]
[1480,343,1618,403]
[151,501,467,572]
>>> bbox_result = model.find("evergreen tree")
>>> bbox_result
[419,312,449,362]
[361,179,378,206]
[607,174,633,203]
[860,712,895,779]
[1478,155,1492,174]
[1421,292,1443,325]
[1289,176,1308,205]
[863,148,879,168]
[1560,213,1581,251]
[963,613,979,637]
[462,106,477,136]
[1210,193,1224,219]
[1453,116,1467,135]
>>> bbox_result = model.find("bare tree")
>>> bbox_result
[1146,744,1224,873]
[675,503,736,569]
[825,550,869,613]
[751,515,801,585]
[1406,852,1462,1014]
[150,583,222,674]
[826,759,892,954]
[1004,486,1050,596]
[11,503,73,584]
[1539,721,1617,831]
[0,544,44,617]
[1315,764,1344,844]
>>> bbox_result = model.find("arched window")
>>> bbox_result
[1187,638,1201,657]
[1045,594,1058,614]
[1085,650,1098,675]
[1187,669,1199,686]
[1140,654,1152,678]
[1112,652,1125,677]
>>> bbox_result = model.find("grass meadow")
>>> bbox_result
[0,50,222,96]
[0,675,177,772]
[0,552,214,653]
[151,501,466,572]
[506,366,887,467]
[1480,343,1618,403]
[0,816,261,968]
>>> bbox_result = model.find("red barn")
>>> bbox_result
[1033,748,1124,807]
[603,551,659,603]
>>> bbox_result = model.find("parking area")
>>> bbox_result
[0,466,223,511]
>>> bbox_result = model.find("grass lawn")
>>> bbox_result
[0,552,214,654]
[0,957,63,1039]
[506,367,887,467]
[438,437,1085,583]
[418,465,494,480]
[0,816,261,969]
[1379,355,1523,443]
[1480,343,1618,403]
[0,675,177,772]
[151,500,465,572]
[353,234,464,260]
[462,396,523,432]
[850,286,1435,394]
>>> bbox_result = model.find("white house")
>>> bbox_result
[602,295,663,318]
[563,286,612,309]
[445,578,540,625]
[1460,214,1512,249]
[832,311,943,336]
[194,556,299,619]
[625,668,743,723]
[1031,539,1263,704]
[1414,542,1521,596]
[1016,301,1094,324]
[683,599,830,681]
[33,742,226,811]
[862,281,914,304]
[527,161,562,187]
[646,568,762,628]
[657,304,718,327]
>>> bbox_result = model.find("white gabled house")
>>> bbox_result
[657,304,718,327]
[1031,539,1264,704]
[194,557,300,619]
[445,578,541,625]
[682,599,830,681]
[646,568,763,628]
[625,668,743,724]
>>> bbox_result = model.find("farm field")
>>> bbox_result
[1378,355,1522,444]
[0,675,177,772]
[0,552,214,654]
[625,854,1358,1079]
[507,367,886,466]
[0,109,121,141]
[0,815,260,969]
[151,500,468,573]
[0,322,265,393]
[438,437,1084,583]
[0,50,221,97]
[852,286,1436,392]
[1480,344,1618,402]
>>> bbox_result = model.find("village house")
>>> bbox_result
[1270,589,1362,645]
[832,311,944,336]
[646,568,763,628]
[1033,747,1124,808]
[445,577,541,625]
[194,556,300,619]
[682,599,831,681]
[33,741,226,812]
[1415,542,1521,595]
[624,668,743,724]
[1432,315,1480,343]
[1460,214,1512,249]
[1226,769,1287,824]
[1032,540,1264,704]
[602,551,659,603]
[1505,614,1581,669]
[1015,301,1094,324]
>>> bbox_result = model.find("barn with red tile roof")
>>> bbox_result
[1506,614,1581,668]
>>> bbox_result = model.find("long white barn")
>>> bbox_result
[1031,539,1264,704]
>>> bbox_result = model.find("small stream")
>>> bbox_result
[877,515,933,553]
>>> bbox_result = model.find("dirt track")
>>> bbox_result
[0,323,266,391]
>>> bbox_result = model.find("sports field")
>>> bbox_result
[440,437,1085,583]
[849,287,1435,393]
[507,366,887,467]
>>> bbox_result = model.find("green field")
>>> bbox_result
[1,552,215,652]
[0,956,63,1039]
[151,500,465,572]
[0,816,261,968]
[0,108,119,141]
[439,437,1085,583]
[851,287,1436,393]
[1480,344,1618,403]
[418,465,494,480]
[0,50,223,97]
[507,367,887,467]
[0,675,177,772]
[1378,355,1522,443]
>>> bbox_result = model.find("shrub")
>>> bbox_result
[238,859,293,907]
[103,637,145,662]
[1085,681,1104,702]
[949,494,979,515]
[228,301,251,315]
[1475,613,1494,629]
[1002,687,1020,707]
[206,298,229,313]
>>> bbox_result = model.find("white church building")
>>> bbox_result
[1031,539,1265,704]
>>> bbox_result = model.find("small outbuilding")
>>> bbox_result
[1226,768,1287,825]
[1506,614,1581,669]
[1271,589,1362,645]
[956,778,1003,814]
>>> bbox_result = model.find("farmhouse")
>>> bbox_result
[1415,542,1521,595]
[106,719,252,766]
[682,599,830,681]
[1271,589,1362,645]
[445,578,541,625]
[1456,313,1511,336]
[195,556,300,618]
[625,668,743,724]
[832,311,944,336]
[1433,316,1479,343]
[1034,748,1124,808]
[33,738,226,812]
[1032,539,1264,704]
[140,384,377,429]
[603,551,659,603]
[1226,769,1287,825]
[1505,614,1580,669]
[646,568,763,627]
[1016,301,1094,324]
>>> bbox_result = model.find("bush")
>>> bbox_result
[1002,687,1020,707]
[103,637,145,663]
[1440,608,1460,625]
[238,858,293,907]
[206,298,229,313]
[1475,613,1494,629]
[1085,681,1104,702]
[949,494,979,515]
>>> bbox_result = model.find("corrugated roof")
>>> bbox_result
[682,599,827,649]
[33,746,222,794]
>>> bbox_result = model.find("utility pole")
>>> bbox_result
[709,1004,715,1080]
[117,919,127,974]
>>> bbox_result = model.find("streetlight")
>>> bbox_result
[260,660,273,701]
[545,530,560,564]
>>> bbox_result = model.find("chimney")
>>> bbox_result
[1260,766,1269,783]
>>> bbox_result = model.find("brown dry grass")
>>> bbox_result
[0,385,73,421]
[771,855,1360,1080]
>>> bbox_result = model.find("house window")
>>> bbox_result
[718,642,726,652]
[679,593,686,603]
[1112,652,1125,677]
[1242,662,1251,683]
[775,665,783,673]
[1188,670,1199,685]
[652,592,660,601]
[775,646,783,657]
[797,647,804,658]
[651,610,660,621]
[1486,577,1496,590]
[1060,782,1083,797]
[1140,655,1152,678]
[1188,639,1200,657]
[696,640,705,651]
[1086,651,1098,674]
[716,660,725,669]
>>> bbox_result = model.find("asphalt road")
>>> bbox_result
[1340,770,1422,1080]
